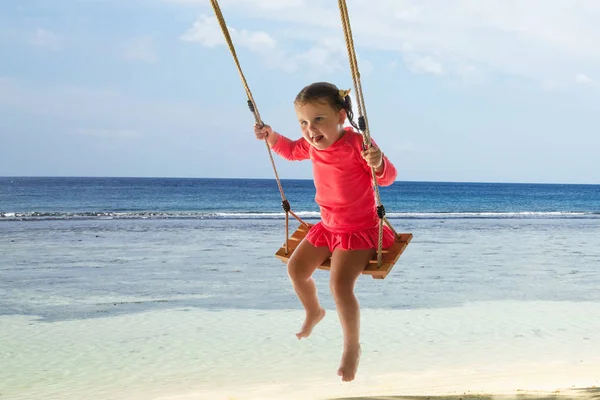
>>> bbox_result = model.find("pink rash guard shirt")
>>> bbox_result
[271,127,397,251]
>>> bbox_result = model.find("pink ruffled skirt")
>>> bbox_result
[305,221,396,252]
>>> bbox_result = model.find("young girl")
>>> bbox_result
[254,81,397,382]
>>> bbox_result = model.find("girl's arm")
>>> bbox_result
[366,138,397,186]
[374,152,397,186]
[270,131,310,161]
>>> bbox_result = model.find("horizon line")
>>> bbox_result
[1,175,599,186]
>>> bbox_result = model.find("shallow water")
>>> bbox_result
[1,303,599,400]
[2,217,600,398]
[2,218,600,320]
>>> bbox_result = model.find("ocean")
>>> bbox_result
[2,177,600,221]
[2,177,600,400]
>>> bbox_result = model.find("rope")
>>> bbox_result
[338,0,398,268]
[211,0,397,266]
[209,0,307,254]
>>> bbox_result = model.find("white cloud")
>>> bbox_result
[180,15,343,74]
[294,37,348,74]
[181,15,277,54]
[405,54,444,76]
[575,73,597,87]
[29,28,61,50]
[167,0,305,10]
[122,35,157,63]
[170,0,600,89]
[180,15,227,48]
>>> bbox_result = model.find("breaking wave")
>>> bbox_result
[1,210,598,221]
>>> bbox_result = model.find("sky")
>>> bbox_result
[1,0,599,184]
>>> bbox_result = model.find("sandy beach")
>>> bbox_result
[327,389,600,400]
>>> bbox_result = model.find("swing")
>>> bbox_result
[210,0,413,279]
[274,223,413,279]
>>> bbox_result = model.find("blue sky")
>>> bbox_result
[1,0,599,184]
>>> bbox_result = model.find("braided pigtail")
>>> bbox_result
[338,90,361,133]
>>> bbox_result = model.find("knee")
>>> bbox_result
[287,259,312,283]
[329,278,354,301]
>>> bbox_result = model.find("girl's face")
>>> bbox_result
[294,100,346,150]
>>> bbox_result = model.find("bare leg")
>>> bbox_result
[329,248,374,382]
[287,236,331,339]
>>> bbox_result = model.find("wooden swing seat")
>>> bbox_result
[275,223,413,279]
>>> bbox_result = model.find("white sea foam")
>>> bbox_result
[0,210,597,221]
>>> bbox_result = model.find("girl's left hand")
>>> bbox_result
[362,145,383,170]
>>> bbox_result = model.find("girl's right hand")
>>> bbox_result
[254,123,273,140]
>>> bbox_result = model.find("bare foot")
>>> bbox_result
[296,308,326,339]
[337,343,361,382]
